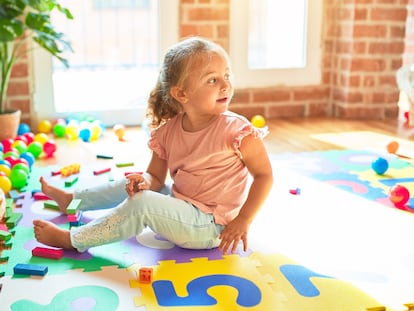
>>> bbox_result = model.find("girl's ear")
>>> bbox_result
[170,86,188,104]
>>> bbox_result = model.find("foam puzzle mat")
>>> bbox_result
[0,153,411,310]
[270,149,414,213]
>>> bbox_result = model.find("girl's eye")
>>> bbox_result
[208,78,217,84]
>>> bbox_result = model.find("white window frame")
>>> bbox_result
[229,0,323,88]
[32,0,179,126]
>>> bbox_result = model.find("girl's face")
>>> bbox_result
[179,51,234,116]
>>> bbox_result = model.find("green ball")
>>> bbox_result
[10,168,28,189]
[53,123,66,137]
[27,141,43,158]
[12,163,30,175]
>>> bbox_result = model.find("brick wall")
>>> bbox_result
[4,0,413,126]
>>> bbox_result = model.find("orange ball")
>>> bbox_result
[113,124,126,140]
[386,141,399,154]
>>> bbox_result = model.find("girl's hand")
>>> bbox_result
[125,174,150,196]
[218,216,250,254]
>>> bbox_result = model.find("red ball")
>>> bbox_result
[43,140,57,157]
[389,184,410,207]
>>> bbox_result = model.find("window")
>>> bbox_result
[229,0,322,88]
[33,0,178,126]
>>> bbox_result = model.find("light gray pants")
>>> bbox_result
[70,178,224,252]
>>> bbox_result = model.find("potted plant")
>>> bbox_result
[0,0,73,140]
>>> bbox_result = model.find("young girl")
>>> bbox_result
[33,37,273,254]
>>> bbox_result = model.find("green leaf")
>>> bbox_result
[0,18,24,42]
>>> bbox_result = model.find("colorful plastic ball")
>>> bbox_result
[0,143,3,152]
[389,184,410,207]
[11,140,27,154]
[371,157,389,175]
[34,133,49,145]
[79,128,91,142]
[90,123,102,141]
[53,123,66,138]
[113,124,126,140]
[23,132,35,144]
[17,123,31,135]
[38,119,52,133]
[27,141,43,159]
[66,123,79,140]
[251,115,266,128]
[386,140,399,154]
[0,164,11,177]
[12,163,30,175]
[9,168,28,189]
[0,174,12,193]
[20,152,35,168]
[0,159,11,167]
[43,140,57,157]
[1,139,13,152]
[4,156,19,167]
[14,135,28,144]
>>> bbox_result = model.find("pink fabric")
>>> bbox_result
[148,111,267,225]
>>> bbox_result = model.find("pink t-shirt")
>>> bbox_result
[148,111,267,225]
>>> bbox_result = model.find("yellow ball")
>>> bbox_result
[251,115,266,128]
[0,175,11,194]
[38,120,52,133]
[34,133,49,145]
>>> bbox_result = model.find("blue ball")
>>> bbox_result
[79,128,91,142]
[20,152,35,168]
[17,123,31,135]
[371,157,389,175]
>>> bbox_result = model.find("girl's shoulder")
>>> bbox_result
[219,110,250,126]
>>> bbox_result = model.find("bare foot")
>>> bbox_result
[33,219,75,250]
[40,176,73,213]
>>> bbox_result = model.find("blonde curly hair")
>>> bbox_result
[146,37,228,128]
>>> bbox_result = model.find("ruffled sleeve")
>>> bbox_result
[233,124,268,159]
[148,127,167,160]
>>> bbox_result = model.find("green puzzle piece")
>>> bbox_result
[0,225,131,277]
[10,285,119,311]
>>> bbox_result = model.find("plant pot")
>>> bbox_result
[0,109,21,141]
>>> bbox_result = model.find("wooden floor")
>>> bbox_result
[264,117,414,153]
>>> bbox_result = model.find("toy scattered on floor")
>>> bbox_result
[386,140,399,154]
[60,163,81,177]
[93,167,111,175]
[289,187,301,195]
[32,246,63,260]
[389,184,410,207]
[138,267,153,284]
[37,116,105,142]
[13,263,48,276]
[251,115,266,128]
[113,124,126,141]
[371,157,389,175]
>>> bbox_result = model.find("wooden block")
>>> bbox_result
[67,210,82,222]
[6,213,22,228]
[13,263,48,276]
[64,176,79,187]
[66,199,82,215]
[8,190,21,201]
[32,247,63,260]
[0,230,12,241]
[33,192,51,201]
[96,154,113,159]
[138,267,153,284]
[116,162,134,167]
[43,200,60,211]
[93,167,111,175]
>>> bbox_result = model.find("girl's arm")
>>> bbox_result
[126,151,168,195]
[219,133,273,254]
